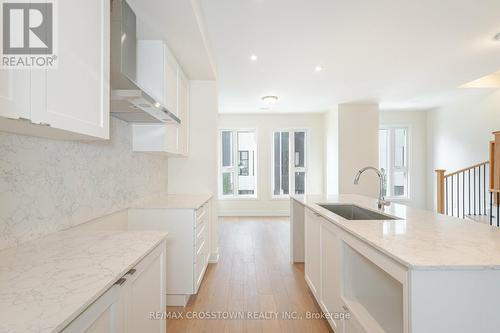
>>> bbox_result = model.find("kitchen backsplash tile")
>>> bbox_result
[0,118,168,250]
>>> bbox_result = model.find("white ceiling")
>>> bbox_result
[199,0,500,113]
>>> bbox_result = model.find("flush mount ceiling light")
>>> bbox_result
[495,32,500,41]
[250,54,258,61]
[315,65,323,72]
[261,95,278,104]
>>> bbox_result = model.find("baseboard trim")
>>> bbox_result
[218,210,290,217]
[166,294,191,307]
[209,249,219,263]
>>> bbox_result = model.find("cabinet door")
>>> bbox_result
[61,285,124,333]
[305,209,321,298]
[125,243,166,333]
[136,40,166,104]
[31,0,110,139]
[164,123,179,154]
[320,221,343,330]
[164,47,178,116]
[344,319,362,333]
[343,311,365,333]
[177,70,189,156]
[0,70,30,120]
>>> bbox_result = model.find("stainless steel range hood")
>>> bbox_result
[110,0,180,124]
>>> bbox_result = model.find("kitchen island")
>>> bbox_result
[291,194,500,333]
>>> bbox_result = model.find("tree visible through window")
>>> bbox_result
[219,130,257,198]
[273,130,307,196]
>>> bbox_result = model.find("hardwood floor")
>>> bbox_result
[166,217,333,333]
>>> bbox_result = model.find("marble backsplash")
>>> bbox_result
[0,118,168,250]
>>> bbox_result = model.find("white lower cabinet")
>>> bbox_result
[306,208,345,332]
[344,317,363,333]
[127,199,212,306]
[123,242,166,333]
[61,285,124,333]
[305,209,321,298]
[303,206,407,333]
[319,221,343,331]
[62,241,166,333]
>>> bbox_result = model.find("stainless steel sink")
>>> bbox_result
[317,204,400,220]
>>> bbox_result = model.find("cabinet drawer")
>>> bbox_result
[195,214,207,233]
[195,220,208,245]
[195,204,207,227]
[344,314,365,333]
[195,238,207,261]
[194,253,207,291]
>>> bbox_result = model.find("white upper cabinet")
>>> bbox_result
[164,47,179,116]
[0,0,110,140]
[136,40,179,116]
[136,40,166,105]
[0,71,30,120]
[177,70,190,156]
[132,40,189,157]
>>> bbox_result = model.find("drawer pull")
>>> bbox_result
[127,269,136,275]
[313,212,322,217]
[342,305,349,312]
[115,277,127,286]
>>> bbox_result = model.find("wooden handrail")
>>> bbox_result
[443,161,489,178]
[435,161,490,214]
[435,169,446,214]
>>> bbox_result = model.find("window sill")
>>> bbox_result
[387,197,411,202]
[218,196,259,201]
[271,196,294,201]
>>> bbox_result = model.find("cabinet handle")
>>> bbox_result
[115,277,127,286]
[313,212,322,217]
[342,305,349,312]
[127,268,136,275]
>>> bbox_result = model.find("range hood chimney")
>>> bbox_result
[110,0,180,124]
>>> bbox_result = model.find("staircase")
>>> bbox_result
[435,161,490,221]
[436,132,500,225]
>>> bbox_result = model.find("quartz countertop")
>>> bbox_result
[130,193,213,210]
[292,194,500,270]
[0,229,167,333]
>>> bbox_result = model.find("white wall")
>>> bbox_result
[168,80,219,259]
[333,103,379,197]
[426,90,500,210]
[324,107,339,195]
[217,113,325,216]
[380,111,428,208]
[0,118,169,251]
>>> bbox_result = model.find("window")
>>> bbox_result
[379,126,409,199]
[219,130,257,198]
[272,130,307,196]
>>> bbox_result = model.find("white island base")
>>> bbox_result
[291,195,500,333]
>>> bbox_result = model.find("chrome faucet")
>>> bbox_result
[354,167,391,209]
